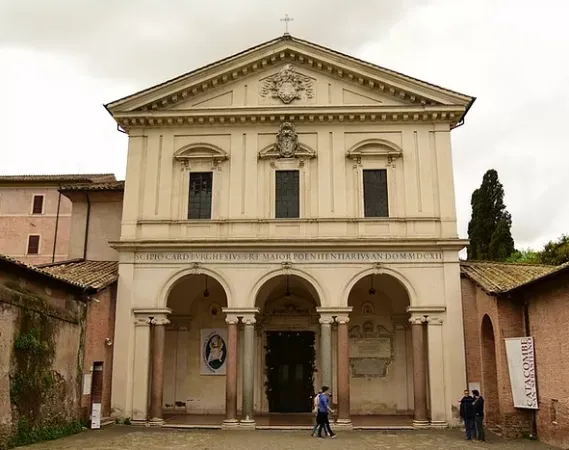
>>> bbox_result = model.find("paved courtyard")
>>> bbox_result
[20,427,558,449]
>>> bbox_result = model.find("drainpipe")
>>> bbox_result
[52,186,62,263]
[522,294,539,440]
[83,191,91,260]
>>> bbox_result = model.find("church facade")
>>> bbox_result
[106,34,474,429]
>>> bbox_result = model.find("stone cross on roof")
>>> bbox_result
[280,14,294,35]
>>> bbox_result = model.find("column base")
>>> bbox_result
[130,419,148,426]
[239,419,256,430]
[430,420,448,429]
[221,419,239,430]
[147,418,165,427]
[334,418,353,430]
[413,419,430,429]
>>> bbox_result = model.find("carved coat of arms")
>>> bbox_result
[276,122,299,158]
[261,64,314,104]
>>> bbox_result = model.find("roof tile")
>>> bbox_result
[460,261,556,294]
[59,181,125,192]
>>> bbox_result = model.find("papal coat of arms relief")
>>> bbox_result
[275,122,299,158]
[260,64,314,104]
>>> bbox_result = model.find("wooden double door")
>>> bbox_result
[265,331,315,413]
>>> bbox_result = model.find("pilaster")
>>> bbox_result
[426,315,448,428]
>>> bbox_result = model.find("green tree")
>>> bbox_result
[539,234,569,265]
[467,169,515,261]
[506,248,541,264]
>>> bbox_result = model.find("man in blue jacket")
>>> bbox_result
[316,386,336,438]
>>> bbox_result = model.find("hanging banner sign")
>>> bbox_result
[504,337,539,409]
[200,328,227,375]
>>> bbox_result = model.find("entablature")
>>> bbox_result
[114,104,462,132]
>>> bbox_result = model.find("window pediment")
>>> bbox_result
[346,138,402,166]
[174,143,229,168]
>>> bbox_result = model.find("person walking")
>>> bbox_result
[311,390,328,437]
[472,389,485,442]
[316,386,336,439]
[459,389,475,440]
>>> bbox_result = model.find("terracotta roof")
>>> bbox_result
[460,261,557,294]
[0,173,116,183]
[0,254,93,291]
[0,254,118,292]
[59,181,125,192]
[38,259,119,291]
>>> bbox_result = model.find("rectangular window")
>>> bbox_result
[32,195,44,214]
[27,235,40,254]
[188,172,213,219]
[275,170,299,219]
[363,169,389,217]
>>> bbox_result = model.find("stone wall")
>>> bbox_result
[0,272,86,448]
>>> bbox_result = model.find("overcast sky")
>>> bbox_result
[0,0,567,250]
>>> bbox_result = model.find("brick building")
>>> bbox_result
[0,174,116,265]
[461,261,569,449]
[0,254,118,445]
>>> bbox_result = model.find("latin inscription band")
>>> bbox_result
[134,251,442,263]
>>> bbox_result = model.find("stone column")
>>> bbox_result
[410,315,429,428]
[241,315,256,428]
[223,315,239,428]
[426,315,447,428]
[319,315,334,389]
[149,315,170,425]
[336,314,352,427]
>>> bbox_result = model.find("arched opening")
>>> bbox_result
[481,314,499,427]
[255,274,320,414]
[347,273,413,416]
[163,274,228,417]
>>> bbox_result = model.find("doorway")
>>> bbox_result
[265,331,315,413]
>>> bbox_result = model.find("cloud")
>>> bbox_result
[0,0,567,250]
[0,0,431,87]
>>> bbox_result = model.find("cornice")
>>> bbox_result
[109,238,469,251]
[115,105,464,131]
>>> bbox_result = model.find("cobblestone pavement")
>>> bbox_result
[22,427,558,450]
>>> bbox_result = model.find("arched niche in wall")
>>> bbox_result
[174,142,229,171]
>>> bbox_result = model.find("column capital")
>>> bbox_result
[225,315,239,325]
[134,317,151,327]
[150,317,170,326]
[335,315,350,324]
[319,316,335,325]
[408,316,426,326]
[242,316,257,325]
[426,316,444,326]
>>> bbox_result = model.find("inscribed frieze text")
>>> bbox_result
[134,251,442,263]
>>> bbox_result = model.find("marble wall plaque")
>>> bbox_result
[350,357,390,378]
[349,337,391,359]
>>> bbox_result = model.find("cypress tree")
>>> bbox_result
[467,169,515,261]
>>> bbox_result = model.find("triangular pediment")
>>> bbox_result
[106,35,474,117]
